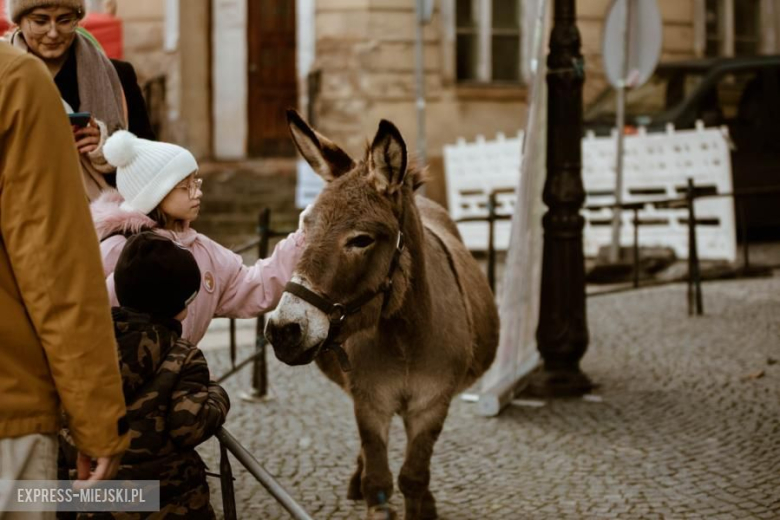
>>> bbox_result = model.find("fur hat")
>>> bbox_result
[5,0,86,24]
[103,130,199,215]
[114,232,201,319]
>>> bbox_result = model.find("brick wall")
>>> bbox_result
[114,0,169,83]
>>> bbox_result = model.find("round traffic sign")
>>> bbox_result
[602,0,663,89]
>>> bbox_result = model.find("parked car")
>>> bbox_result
[584,56,780,238]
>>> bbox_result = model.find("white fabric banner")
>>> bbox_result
[477,0,549,396]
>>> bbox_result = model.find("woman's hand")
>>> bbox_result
[73,117,102,154]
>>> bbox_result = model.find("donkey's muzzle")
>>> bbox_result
[265,320,317,366]
[267,321,302,347]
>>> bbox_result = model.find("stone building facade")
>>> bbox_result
[114,0,780,206]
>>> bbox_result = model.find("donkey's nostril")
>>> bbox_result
[281,322,302,344]
[267,321,303,348]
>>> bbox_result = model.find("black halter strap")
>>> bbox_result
[282,210,406,372]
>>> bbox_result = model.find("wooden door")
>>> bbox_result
[247,0,297,157]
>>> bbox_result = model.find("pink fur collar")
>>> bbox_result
[91,190,157,240]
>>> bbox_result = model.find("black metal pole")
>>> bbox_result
[252,209,271,397]
[738,199,750,272]
[216,348,267,384]
[687,179,703,316]
[229,319,237,370]
[219,442,238,520]
[531,0,592,396]
[252,319,269,397]
[633,207,639,289]
[242,209,271,401]
[687,196,694,316]
[487,191,497,294]
[686,183,694,316]
[217,428,314,520]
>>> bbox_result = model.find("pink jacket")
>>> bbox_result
[91,190,305,345]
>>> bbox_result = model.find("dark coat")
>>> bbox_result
[101,59,156,188]
[59,55,156,140]
[110,59,156,141]
[55,54,156,188]
[59,308,230,519]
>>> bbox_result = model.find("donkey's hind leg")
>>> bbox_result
[347,452,364,500]
[398,401,449,520]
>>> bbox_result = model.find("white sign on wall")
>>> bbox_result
[296,161,324,209]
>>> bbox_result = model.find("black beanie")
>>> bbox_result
[114,232,201,318]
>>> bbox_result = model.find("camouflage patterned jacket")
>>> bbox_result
[59,307,230,519]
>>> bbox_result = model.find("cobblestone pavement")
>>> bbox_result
[196,275,780,519]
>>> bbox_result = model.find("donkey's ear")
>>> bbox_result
[368,120,407,195]
[286,109,355,182]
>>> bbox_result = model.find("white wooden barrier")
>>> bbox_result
[443,122,737,261]
[443,132,524,252]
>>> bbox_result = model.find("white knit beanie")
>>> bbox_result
[103,131,199,215]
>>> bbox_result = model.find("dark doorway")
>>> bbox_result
[247,0,297,157]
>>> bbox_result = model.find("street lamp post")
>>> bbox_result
[531,0,592,396]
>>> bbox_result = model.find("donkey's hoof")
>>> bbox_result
[366,504,398,520]
[347,475,364,500]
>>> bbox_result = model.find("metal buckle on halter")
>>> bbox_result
[329,303,348,324]
[396,231,405,252]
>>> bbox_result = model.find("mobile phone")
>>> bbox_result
[68,112,91,128]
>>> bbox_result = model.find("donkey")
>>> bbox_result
[265,110,499,520]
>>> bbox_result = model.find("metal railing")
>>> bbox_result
[463,183,780,314]
[207,209,310,519]
[215,427,314,520]
[215,209,295,399]
[455,188,514,293]
[586,182,780,314]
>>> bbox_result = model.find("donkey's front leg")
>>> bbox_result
[398,401,450,520]
[347,452,364,500]
[355,401,396,519]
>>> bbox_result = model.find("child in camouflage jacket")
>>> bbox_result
[59,232,230,519]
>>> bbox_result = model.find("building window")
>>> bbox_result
[456,0,522,83]
[705,0,761,57]
[705,0,723,56]
[734,0,761,55]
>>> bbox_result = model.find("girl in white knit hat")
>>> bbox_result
[91,131,306,345]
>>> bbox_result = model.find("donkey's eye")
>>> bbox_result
[346,235,375,249]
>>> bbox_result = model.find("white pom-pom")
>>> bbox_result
[103,130,138,168]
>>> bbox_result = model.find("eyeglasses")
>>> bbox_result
[176,177,203,199]
[25,15,80,36]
